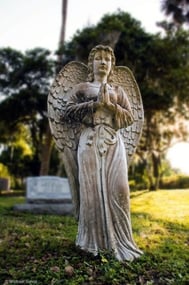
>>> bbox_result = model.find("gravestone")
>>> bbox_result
[0,178,10,191]
[14,176,73,215]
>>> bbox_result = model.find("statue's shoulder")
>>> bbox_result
[75,81,90,87]
[74,81,91,92]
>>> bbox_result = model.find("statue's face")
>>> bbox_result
[93,50,112,77]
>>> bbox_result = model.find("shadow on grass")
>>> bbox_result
[0,197,189,284]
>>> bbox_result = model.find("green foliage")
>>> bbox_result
[0,47,56,177]
[160,174,189,189]
[63,10,189,190]
[63,11,148,65]
[0,124,37,184]
[0,48,54,120]
[1,10,189,186]
[161,0,189,25]
[0,48,24,93]
[0,190,189,284]
[0,163,9,178]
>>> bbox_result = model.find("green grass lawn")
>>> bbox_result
[0,190,189,285]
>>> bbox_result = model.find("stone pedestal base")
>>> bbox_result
[13,202,73,215]
[13,176,73,215]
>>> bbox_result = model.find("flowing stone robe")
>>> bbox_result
[64,82,142,261]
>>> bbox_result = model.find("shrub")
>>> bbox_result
[160,174,189,189]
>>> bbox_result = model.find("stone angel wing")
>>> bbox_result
[112,66,144,166]
[47,61,88,218]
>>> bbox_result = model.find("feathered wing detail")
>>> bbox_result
[112,66,144,166]
[48,62,143,215]
[47,61,88,218]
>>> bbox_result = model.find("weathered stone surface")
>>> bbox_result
[0,178,10,191]
[13,202,73,215]
[14,176,73,215]
[48,45,144,261]
[26,176,71,202]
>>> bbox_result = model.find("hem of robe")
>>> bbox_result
[76,243,143,262]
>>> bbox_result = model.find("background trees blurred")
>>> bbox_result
[161,0,189,25]
[0,9,189,190]
[62,11,189,190]
[0,48,56,186]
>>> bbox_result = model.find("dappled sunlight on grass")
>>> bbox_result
[130,190,189,267]
[0,191,189,284]
[131,189,189,225]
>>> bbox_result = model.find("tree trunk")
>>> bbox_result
[39,0,68,176]
[39,124,53,176]
[149,151,161,191]
[59,0,68,48]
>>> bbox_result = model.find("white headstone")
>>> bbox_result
[14,176,73,215]
[26,176,71,201]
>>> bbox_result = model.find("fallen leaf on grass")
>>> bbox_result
[64,265,74,276]
[50,266,60,273]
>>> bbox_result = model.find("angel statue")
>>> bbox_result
[48,45,144,261]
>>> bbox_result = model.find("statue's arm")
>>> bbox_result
[114,86,134,129]
[63,86,95,123]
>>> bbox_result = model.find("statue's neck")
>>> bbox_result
[93,74,108,85]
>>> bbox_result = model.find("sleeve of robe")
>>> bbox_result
[63,84,134,130]
[114,86,134,130]
[63,84,94,124]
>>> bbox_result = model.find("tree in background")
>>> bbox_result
[0,0,69,180]
[0,124,33,187]
[161,0,189,25]
[62,11,189,189]
[46,0,69,177]
[0,48,55,182]
[1,10,189,190]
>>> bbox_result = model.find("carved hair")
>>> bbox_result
[87,45,116,82]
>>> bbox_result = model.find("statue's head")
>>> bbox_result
[87,45,116,82]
